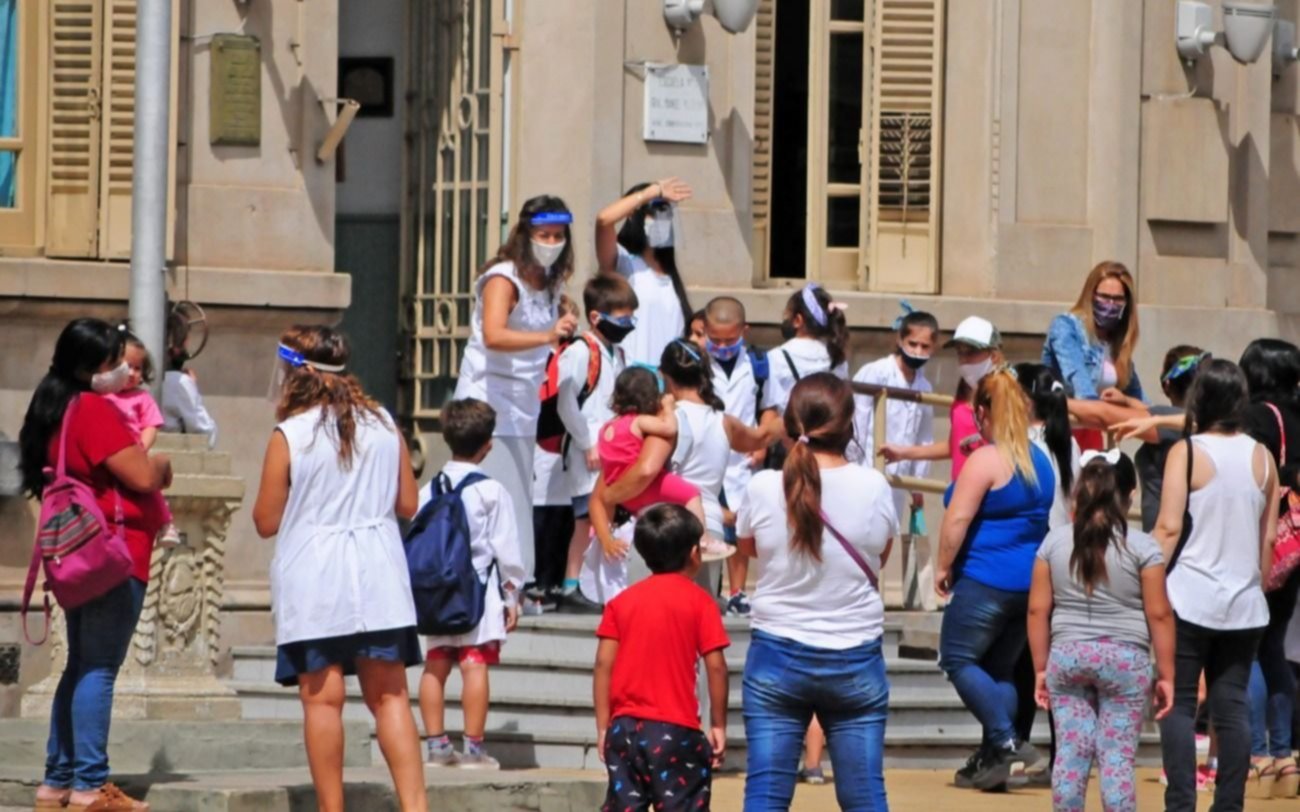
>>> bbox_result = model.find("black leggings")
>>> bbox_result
[1160,617,1263,812]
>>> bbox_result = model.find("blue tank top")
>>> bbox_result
[943,443,1055,592]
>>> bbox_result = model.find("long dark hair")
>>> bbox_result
[659,339,725,412]
[782,373,856,561]
[1070,453,1137,594]
[486,195,574,294]
[785,285,849,369]
[1239,338,1300,405]
[617,183,693,326]
[1014,362,1073,495]
[610,367,662,416]
[1185,358,1250,436]
[19,319,126,498]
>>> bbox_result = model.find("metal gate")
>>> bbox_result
[400,0,505,428]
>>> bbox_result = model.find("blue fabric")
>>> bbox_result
[743,630,890,811]
[44,578,146,791]
[274,627,423,687]
[570,492,590,519]
[0,0,17,208]
[1249,659,1293,758]
[938,577,1029,749]
[943,443,1054,592]
[1041,313,1146,402]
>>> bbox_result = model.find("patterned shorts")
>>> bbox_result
[603,716,713,811]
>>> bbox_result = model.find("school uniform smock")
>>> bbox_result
[270,406,421,685]
[614,244,684,368]
[761,337,849,415]
[672,401,731,537]
[420,461,526,648]
[556,333,624,498]
[712,351,759,509]
[850,354,934,519]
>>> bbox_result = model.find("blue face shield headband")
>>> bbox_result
[277,343,345,373]
[529,211,573,226]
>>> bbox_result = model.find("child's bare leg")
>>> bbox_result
[419,658,453,738]
[460,661,490,739]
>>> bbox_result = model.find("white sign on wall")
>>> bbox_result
[643,63,710,145]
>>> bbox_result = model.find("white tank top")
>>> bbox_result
[1167,433,1270,631]
[672,400,730,535]
[455,261,559,436]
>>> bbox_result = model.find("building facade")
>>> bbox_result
[2,0,1300,696]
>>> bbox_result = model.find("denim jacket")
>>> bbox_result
[1041,313,1146,402]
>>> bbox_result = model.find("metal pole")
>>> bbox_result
[128,0,172,400]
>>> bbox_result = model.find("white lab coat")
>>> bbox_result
[556,334,623,497]
[850,354,935,520]
[162,370,218,448]
[712,350,759,509]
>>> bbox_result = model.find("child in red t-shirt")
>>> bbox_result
[594,504,730,811]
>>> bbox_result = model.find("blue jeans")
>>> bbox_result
[1249,660,1293,758]
[743,630,890,811]
[44,578,146,790]
[938,577,1029,748]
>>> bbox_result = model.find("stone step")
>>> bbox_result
[163,448,232,476]
[0,719,372,773]
[154,433,218,452]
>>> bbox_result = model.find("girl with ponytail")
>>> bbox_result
[935,369,1056,790]
[1027,451,1174,811]
[1014,363,1082,530]
[734,373,898,809]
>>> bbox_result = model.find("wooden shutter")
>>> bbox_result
[751,0,775,280]
[868,0,943,293]
[97,0,134,259]
[46,0,103,259]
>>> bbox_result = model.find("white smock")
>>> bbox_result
[615,244,685,368]
[162,370,218,448]
[672,400,730,537]
[270,406,415,646]
[761,337,849,415]
[850,354,935,519]
[713,351,759,509]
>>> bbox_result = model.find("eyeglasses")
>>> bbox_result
[1162,352,1209,383]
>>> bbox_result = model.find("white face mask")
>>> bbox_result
[91,361,132,394]
[646,214,674,249]
[958,357,994,390]
[531,239,566,269]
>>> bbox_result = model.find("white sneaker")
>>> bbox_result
[156,523,182,549]
[457,750,500,770]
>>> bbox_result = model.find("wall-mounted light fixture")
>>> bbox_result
[663,0,760,35]
[317,98,360,163]
[1176,0,1277,64]
[1275,18,1300,75]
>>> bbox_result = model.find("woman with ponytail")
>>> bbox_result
[735,373,898,810]
[936,369,1056,791]
[1014,363,1082,531]
[596,178,696,367]
[1027,451,1174,811]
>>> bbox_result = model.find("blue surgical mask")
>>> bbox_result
[706,338,743,363]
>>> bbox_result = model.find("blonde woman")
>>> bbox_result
[1043,261,1145,404]
[936,370,1057,791]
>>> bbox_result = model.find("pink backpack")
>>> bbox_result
[21,395,134,644]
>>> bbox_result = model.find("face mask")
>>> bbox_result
[1092,296,1126,329]
[958,357,994,389]
[91,361,131,394]
[898,348,930,371]
[645,214,674,249]
[531,238,566,269]
[595,314,636,345]
[706,338,743,363]
[779,319,797,341]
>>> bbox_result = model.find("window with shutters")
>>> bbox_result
[399,0,506,425]
[753,0,944,292]
[0,0,43,250]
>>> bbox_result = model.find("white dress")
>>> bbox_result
[615,244,685,368]
[270,406,416,646]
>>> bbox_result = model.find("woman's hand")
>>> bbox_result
[1111,414,1163,441]
[1035,671,1050,710]
[934,566,952,599]
[504,604,519,633]
[652,177,693,204]
[598,525,630,560]
[551,313,578,344]
[879,443,911,463]
[1152,677,1174,720]
[1100,387,1128,405]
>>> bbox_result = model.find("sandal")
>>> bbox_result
[1253,757,1277,801]
[65,783,150,811]
[1273,756,1300,799]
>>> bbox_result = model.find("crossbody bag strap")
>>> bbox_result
[1265,402,1287,464]
[1166,436,1195,575]
[781,350,801,382]
[819,510,879,591]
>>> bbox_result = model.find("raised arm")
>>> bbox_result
[595,178,692,272]
[1067,397,1152,437]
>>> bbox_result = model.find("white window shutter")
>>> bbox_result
[751,0,775,280]
[97,0,135,260]
[45,0,104,259]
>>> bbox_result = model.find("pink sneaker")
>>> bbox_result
[1159,767,1214,792]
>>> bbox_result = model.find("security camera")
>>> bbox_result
[1275,19,1299,75]
[1223,1,1277,64]
[663,0,759,35]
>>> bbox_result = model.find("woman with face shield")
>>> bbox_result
[596,178,695,368]
[454,195,579,606]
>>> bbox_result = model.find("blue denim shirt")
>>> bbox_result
[1041,313,1146,402]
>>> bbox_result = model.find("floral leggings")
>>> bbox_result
[1047,639,1151,812]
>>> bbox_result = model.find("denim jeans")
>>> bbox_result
[1249,660,1294,758]
[743,630,890,811]
[938,577,1029,748]
[1249,568,1299,758]
[44,578,146,790]
[1160,617,1262,812]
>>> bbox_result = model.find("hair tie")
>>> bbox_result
[797,435,810,445]
[1080,448,1122,467]
[828,302,848,314]
[800,284,828,328]
[1050,381,1065,393]
[890,300,915,331]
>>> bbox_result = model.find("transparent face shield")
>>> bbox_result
[266,343,346,403]
[644,200,676,249]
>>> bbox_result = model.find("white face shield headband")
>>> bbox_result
[267,343,347,403]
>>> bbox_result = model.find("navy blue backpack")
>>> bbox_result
[403,472,494,636]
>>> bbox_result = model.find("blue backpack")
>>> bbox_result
[403,471,494,636]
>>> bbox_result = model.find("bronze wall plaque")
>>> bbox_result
[210,34,261,146]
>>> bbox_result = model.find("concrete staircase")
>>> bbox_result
[228,613,1157,771]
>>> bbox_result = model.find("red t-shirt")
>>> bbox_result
[45,394,159,582]
[596,573,730,730]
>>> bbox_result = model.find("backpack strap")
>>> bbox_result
[577,333,603,406]
[1166,436,1195,575]
[452,471,489,494]
[781,349,801,382]
[21,533,49,645]
[56,394,79,480]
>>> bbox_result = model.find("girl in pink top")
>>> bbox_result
[597,367,731,561]
[105,327,180,548]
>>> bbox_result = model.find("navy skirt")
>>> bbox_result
[274,627,423,686]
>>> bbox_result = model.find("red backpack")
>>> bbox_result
[536,333,603,455]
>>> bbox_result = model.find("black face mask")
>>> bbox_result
[780,319,797,341]
[595,319,635,345]
[898,349,930,371]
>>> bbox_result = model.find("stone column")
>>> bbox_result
[22,434,245,721]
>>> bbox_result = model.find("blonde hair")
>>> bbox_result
[973,370,1037,486]
[1070,261,1139,390]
